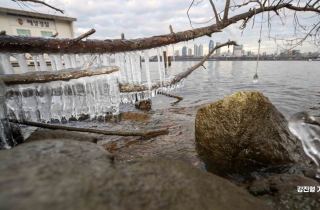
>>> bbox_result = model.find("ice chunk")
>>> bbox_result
[289,112,320,178]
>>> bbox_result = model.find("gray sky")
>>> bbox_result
[3,0,319,55]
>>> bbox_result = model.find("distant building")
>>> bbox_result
[194,44,198,56]
[247,51,252,56]
[188,48,192,56]
[209,40,214,54]
[0,7,76,38]
[233,44,244,57]
[199,44,203,56]
[182,46,187,56]
[292,50,300,56]
[174,50,179,56]
[216,42,221,54]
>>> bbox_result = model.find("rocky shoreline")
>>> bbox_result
[1,91,319,209]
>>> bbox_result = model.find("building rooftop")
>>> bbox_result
[0,6,77,22]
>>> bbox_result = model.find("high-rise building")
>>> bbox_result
[182,46,187,56]
[194,44,198,56]
[188,48,192,56]
[233,44,244,57]
[216,42,221,54]
[209,40,214,54]
[199,44,203,56]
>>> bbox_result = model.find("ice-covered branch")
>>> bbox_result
[0,66,119,85]
[120,40,238,93]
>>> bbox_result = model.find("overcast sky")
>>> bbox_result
[2,0,319,55]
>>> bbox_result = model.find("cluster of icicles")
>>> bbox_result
[0,45,184,123]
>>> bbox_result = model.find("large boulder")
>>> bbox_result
[195,91,305,176]
[0,139,271,210]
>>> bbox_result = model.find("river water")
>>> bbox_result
[151,60,320,118]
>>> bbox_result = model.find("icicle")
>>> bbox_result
[289,112,320,178]
[130,53,138,85]
[118,53,127,84]
[143,51,152,92]
[0,53,15,74]
[109,72,121,115]
[78,54,85,67]
[172,44,175,62]
[91,76,102,117]
[156,48,163,91]
[36,84,52,123]
[19,84,39,122]
[125,53,134,85]
[31,55,40,72]
[12,53,29,73]
[135,52,142,85]
[70,54,77,68]
[63,54,72,69]
[49,54,57,71]
[61,82,73,121]
[5,86,23,121]
[166,45,169,66]
[52,54,64,70]
[38,54,48,71]
[95,54,102,67]
[0,80,14,149]
[50,81,63,122]
[81,79,89,115]
[102,54,111,66]
[114,53,122,83]
[160,47,166,84]
[71,79,86,120]
[85,77,96,119]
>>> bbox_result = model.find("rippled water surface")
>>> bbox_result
[152,60,320,118]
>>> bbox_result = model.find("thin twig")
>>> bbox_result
[159,91,183,105]
[224,0,231,20]
[209,0,220,23]
[12,0,64,14]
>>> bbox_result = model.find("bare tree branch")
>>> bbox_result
[2,1,319,54]
[209,0,220,23]
[224,0,231,20]
[12,0,64,14]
